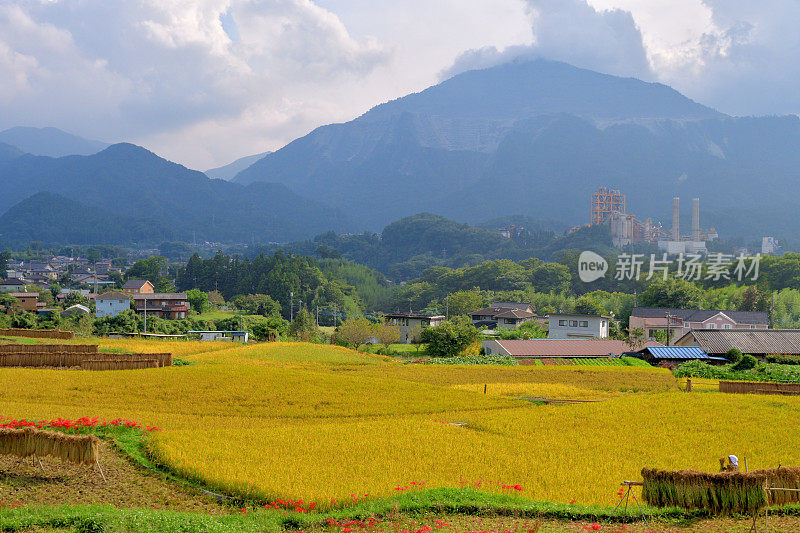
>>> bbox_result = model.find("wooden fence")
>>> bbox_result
[0,348,172,369]
[0,329,74,340]
[719,380,800,395]
[0,344,98,354]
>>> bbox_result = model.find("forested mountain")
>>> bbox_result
[205,151,271,180]
[277,213,615,280]
[0,127,109,157]
[0,143,355,245]
[0,142,24,164]
[233,59,800,240]
[0,192,168,245]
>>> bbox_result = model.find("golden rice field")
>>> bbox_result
[0,338,798,509]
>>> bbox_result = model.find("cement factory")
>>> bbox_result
[590,187,717,253]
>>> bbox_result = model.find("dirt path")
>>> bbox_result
[0,439,226,513]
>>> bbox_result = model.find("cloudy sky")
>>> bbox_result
[1,0,797,169]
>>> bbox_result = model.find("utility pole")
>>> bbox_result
[143,294,147,335]
[446,295,449,319]
[290,291,294,322]
[316,305,319,327]
[665,312,673,346]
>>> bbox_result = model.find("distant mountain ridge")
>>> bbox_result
[0,126,109,157]
[0,143,355,246]
[205,151,271,180]
[232,59,800,239]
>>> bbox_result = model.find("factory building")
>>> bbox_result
[589,187,716,252]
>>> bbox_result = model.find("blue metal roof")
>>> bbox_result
[642,346,709,359]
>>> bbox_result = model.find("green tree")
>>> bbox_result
[64,291,91,308]
[232,294,281,317]
[10,312,37,329]
[624,327,646,351]
[186,289,209,315]
[374,322,401,350]
[337,317,375,349]
[639,278,702,309]
[739,285,769,312]
[288,308,318,341]
[419,318,480,357]
[445,289,487,318]
[126,256,174,292]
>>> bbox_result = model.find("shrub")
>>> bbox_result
[733,353,758,371]
[419,318,480,357]
[724,348,743,364]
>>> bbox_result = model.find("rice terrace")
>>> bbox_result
[0,335,799,532]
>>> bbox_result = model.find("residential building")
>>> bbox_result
[482,339,662,364]
[384,313,445,343]
[6,292,39,312]
[674,329,800,358]
[123,280,155,296]
[470,302,540,330]
[0,278,27,292]
[630,308,769,342]
[628,346,726,366]
[132,293,190,319]
[95,291,131,318]
[548,314,610,339]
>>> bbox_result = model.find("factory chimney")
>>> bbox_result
[692,198,700,241]
[672,197,680,241]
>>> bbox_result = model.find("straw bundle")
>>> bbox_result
[761,467,800,505]
[0,329,74,340]
[0,427,99,465]
[0,344,98,355]
[641,468,768,514]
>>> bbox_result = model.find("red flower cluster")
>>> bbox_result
[583,523,602,531]
[0,415,161,432]
[262,498,317,514]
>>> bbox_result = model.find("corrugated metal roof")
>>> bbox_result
[679,329,800,355]
[496,339,662,357]
[643,346,709,359]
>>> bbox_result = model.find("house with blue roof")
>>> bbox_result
[629,346,727,366]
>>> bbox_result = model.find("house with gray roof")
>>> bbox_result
[630,307,769,342]
[674,329,800,358]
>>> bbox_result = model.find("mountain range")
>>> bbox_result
[233,59,800,240]
[0,144,352,246]
[0,126,109,158]
[3,58,800,246]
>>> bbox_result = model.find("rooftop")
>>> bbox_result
[677,329,800,354]
[96,291,130,300]
[631,307,768,325]
[490,339,662,358]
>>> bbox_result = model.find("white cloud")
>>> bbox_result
[442,0,652,81]
[0,0,392,166]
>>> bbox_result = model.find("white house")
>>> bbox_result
[384,313,445,343]
[547,313,610,339]
[95,291,131,318]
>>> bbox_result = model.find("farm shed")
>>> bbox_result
[674,329,800,358]
[482,339,662,364]
[628,346,727,366]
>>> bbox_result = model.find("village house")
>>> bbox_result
[470,302,541,330]
[547,313,610,339]
[482,338,662,364]
[674,329,800,359]
[132,293,190,319]
[384,312,445,343]
[629,307,769,342]
[0,278,26,292]
[122,280,155,296]
[95,291,131,318]
[6,292,39,312]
